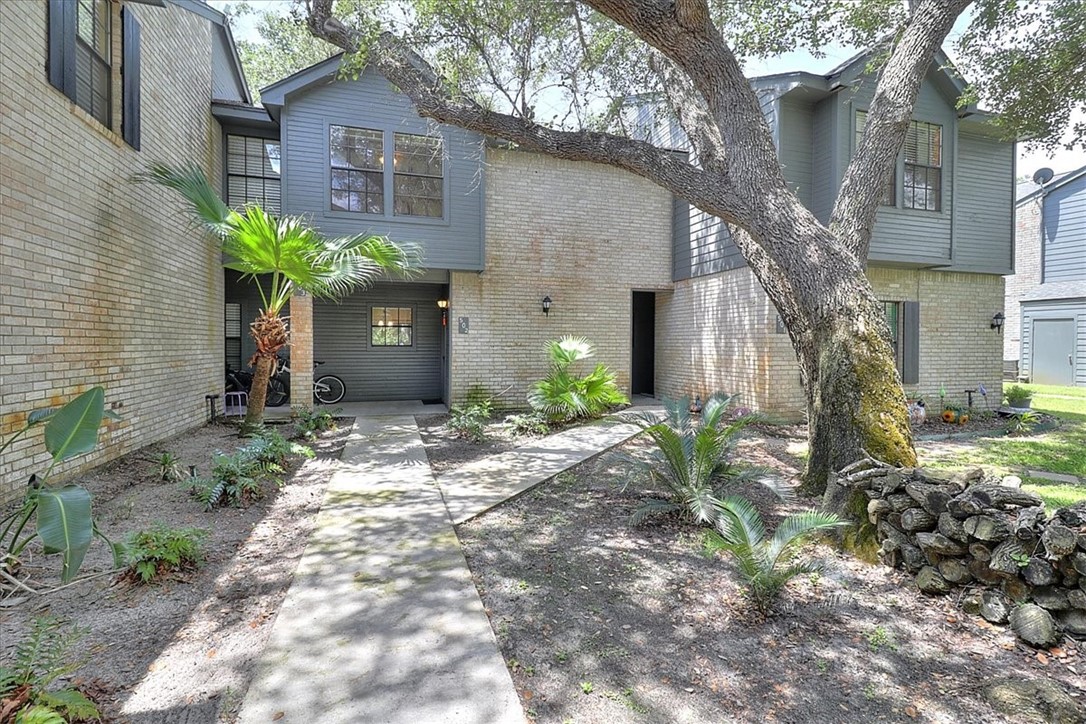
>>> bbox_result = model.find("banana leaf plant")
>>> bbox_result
[0,387,124,583]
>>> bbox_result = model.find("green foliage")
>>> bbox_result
[152,452,185,483]
[187,429,312,510]
[1007,410,1041,436]
[124,525,207,583]
[0,388,124,584]
[293,408,339,440]
[704,496,846,614]
[0,618,100,723]
[448,399,492,443]
[504,411,550,437]
[624,394,786,526]
[866,625,897,652]
[528,337,628,423]
[1003,384,1033,406]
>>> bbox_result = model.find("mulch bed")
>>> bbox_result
[457,434,1084,724]
[0,419,351,723]
[415,413,539,475]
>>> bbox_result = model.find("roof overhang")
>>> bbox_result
[259,54,347,122]
[212,101,278,135]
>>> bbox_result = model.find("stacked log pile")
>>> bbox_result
[841,464,1086,647]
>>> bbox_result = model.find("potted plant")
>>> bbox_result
[1004,384,1033,410]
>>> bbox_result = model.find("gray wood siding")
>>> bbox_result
[779,99,813,207]
[809,97,838,222]
[852,76,957,264]
[211,32,245,102]
[1020,298,1086,386]
[952,132,1014,272]
[281,67,485,270]
[313,282,445,401]
[1043,174,1086,282]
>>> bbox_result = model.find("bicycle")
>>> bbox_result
[273,357,347,405]
[225,366,289,407]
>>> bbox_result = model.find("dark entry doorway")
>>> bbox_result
[631,291,656,396]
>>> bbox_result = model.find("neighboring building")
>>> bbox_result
[1005,166,1086,386]
[0,0,249,502]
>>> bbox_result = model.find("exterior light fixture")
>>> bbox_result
[991,312,1005,332]
[542,296,552,316]
[437,299,449,327]
[436,299,449,309]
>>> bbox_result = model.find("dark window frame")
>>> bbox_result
[74,0,112,128]
[902,120,943,212]
[369,305,415,348]
[329,125,385,214]
[226,134,282,213]
[882,301,904,370]
[225,303,243,371]
[881,299,920,385]
[392,132,444,218]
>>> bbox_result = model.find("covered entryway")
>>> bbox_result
[1031,318,1075,386]
[631,291,656,396]
[314,281,447,403]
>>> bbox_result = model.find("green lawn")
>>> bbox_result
[1023,479,1086,509]
[920,384,1086,482]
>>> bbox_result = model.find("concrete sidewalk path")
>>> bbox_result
[238,415,523,724]
[437,410,655,525]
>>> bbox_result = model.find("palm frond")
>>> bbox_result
[713,496,768,550]
[545,336,595,368]
[630,499,682,526]
[765,511,845,567]
[137,162,233,238]
[722,465,795,501]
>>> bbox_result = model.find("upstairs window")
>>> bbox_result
[48,0,141,148]
[855,111,895,206]
[227,135,281,213]
[330,125,384,214]
[393,133,444,218]
[903,120,942,211]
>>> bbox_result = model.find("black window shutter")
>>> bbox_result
[47,0,76,98]
[902,301,920,385]
[122,8,142,150]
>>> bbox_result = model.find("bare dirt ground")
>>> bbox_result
[458,432,1085,724]
[415,413,525,475]
[0,419,352,723]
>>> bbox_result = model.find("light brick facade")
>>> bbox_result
[1004,197,1042,363]
[449,148,672,407]
[656,265,1005,419]
[0,1,224,503]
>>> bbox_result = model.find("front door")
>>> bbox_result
[631,291,655,396]
[1031,319,1075,386]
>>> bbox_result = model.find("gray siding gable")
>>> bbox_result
[279,65,486,271]
[1042,172,1086,283]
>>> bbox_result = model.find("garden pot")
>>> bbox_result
[1006,398,1032,410]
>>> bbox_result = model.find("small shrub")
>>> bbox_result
[124,525,207,583]
[704,496,845,614]
[1007,410,1041,436]
[504,411,550,437]
[528,337,628,423]
[152,451,185,483]
[1004,384,1032,407]
[294,408,339,440]
[0,618,100,723]
[624,394,788,526]
[249,427,315,467]
[186,430,312,510]
[448,399,492,443]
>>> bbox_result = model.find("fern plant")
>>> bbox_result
[528,337,628,423]
[504,411,550,437]
[625,394,787,525]
[151,452,185,483]
[0,618,100,723]
[124,525,207,583]
[293,408,339,440]
[185,430,313,510]
[705,496,845,614]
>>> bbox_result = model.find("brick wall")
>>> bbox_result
[0,2,224,503]
[1004,199,1041,363]
[656,265,1005,419]
[449,148,672,407]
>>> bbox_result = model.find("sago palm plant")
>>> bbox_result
[705,496,845,614]
[142,163,419,426]
[625,394,786,525]
[528,337,628,422]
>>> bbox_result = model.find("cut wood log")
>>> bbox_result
[938,558,973,585]
[905,482,953,516]
[967,558,1004,585]
[1022,558,1059,587]
[1002,576,1030,603]
[938,512,968,542]
[980,590,1011,623]
[1009,604,1058,647]
[969,542,993,561]
[964,515,1012,542]
[915,566,950,595]
[886,493,915,512]
[867,498,891,524]
[915,532,967,556]
[960,484,1044,510]
[1013,506,1045,542]
[1042,524,1078,558]
[989,539,1028,577]
[1030,586,1071,611]
[901,507,937,532]
[947,497,983,519]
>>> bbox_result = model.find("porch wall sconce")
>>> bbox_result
[991,311,1005,332]
[542,296,552,316]
[437,299,449,326]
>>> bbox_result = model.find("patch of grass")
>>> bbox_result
[866,625,897,652]
[1020,383,1086,400]
[580,681,594,694]
[923,423,1086,479]
[1022,479,1086,509]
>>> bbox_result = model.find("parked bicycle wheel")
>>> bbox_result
[266,377,289,407]
[313,375,346,405]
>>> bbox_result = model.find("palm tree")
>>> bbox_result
[144,163,419,426]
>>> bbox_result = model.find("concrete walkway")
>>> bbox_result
[238,407,652,723]
[238,414,522,724]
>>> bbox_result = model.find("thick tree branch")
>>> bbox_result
[831,0,974,259]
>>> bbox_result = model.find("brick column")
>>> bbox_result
[290,293,314,413]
